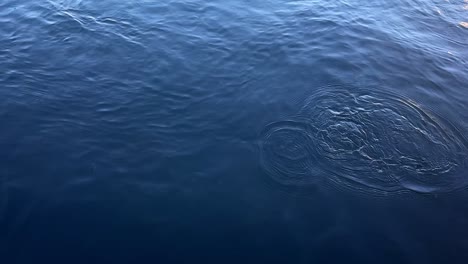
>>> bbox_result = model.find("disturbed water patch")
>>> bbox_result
[259,87,468,194]
[259,120,324,187]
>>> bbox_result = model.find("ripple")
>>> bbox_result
[258,120,324,187]
[260,87,468,194]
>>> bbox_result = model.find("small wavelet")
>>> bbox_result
[259,86,468,195]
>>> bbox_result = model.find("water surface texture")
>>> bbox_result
[1,0,468,263]
[260,87,468,195]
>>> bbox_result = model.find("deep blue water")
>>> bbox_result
[1,0,468,263]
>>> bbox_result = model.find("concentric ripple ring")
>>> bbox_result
[259,87,468,194]
[258,120,324,187]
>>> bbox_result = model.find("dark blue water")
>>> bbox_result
[1,0,468,263]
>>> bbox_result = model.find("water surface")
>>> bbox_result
[1,0,468,263]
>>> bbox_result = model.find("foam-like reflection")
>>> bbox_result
[259,87,468,194]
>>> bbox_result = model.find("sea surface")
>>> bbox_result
[1,0,468,263]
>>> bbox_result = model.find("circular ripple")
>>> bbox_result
[297,88,468,194]
[258,120,325,187]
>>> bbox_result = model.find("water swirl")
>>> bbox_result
[259,87,468,194]
[259,120,324,187]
